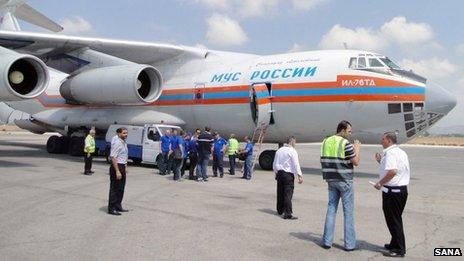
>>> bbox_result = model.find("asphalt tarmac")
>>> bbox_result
[0,132,463,260]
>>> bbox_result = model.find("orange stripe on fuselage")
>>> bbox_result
[273,94,425,103]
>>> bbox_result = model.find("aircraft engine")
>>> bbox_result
[60,65,163,105]
[0,47,49,101]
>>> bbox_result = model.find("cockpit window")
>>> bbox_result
[349,57,357,69]
[369,58,384,67]
[357,57,366,68]
[380,57,401,70]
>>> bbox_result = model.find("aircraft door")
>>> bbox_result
[142,126,161,163]
[250,83,274,126]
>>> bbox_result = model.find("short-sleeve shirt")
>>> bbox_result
[161,135,171,153]
[379,145,410,186]
[213,137,228,156]
[110,137,128,164]
[188,138,198,154]
[170,135,182,150]
[344,141,356,160]
[245,142,254,156]
[198,132,214,155]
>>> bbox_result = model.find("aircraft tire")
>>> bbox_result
[68,137,84,157]
[46,135,62,154]
[59,136,70,154]
[259,150,276,170]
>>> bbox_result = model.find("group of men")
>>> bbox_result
[83,121,411,257]
[272,120,410,258]
[157,127,255,182]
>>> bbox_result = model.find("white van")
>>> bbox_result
[98,124,183,164]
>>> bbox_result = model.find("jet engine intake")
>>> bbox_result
[0,47,49,101]
[60,65,163,105]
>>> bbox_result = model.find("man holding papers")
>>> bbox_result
[374,132,411,258]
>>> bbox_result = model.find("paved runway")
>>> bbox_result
[0,132,463,260]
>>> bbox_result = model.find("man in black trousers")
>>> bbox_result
[272,137,303,219]
[108,127,129,216]
[374,132,410,257]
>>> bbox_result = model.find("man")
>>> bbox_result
[197,126,214,182]
[83,129,96,175]
[187,131,199,180]
[158,129,171,175]
[374,132,410,258]
[320,120,361,251]
[227,133,239,175]
[180,132,191,178]
[108,127,129,216]
[240,136,254,180]
[212,132,228,178]
[273,137,304,220]
[171,129,185,181]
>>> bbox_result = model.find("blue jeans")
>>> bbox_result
[322,180,356,249]
[197,154,210,180]
[243,155,253,179]
[173,158,183,180]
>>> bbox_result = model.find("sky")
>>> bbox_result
[23,0,463,129]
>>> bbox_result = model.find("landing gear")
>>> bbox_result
[46,135,62,154]
[46,133,85,156]
[258,150,276,170]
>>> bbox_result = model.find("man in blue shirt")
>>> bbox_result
[170,129,185,181]
[212,132,228,178]
[240,136,254,180]
[187,131,199,180]
[180,132,191,178]
[158,130,171,175]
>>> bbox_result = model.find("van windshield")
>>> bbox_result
[158,126,182,136]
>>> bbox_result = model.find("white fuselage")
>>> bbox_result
[6,50,435,144]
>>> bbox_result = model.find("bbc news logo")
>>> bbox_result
[434,248,462,256]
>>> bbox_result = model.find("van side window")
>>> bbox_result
[147,128,160,141]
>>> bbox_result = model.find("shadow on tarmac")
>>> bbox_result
[290,231,384,253]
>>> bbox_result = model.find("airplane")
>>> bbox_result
[0,1,457,170]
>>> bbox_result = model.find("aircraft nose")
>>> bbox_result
[426,82,457,114]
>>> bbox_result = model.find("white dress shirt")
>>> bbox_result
[110,136,128,164]
[273,145,303,177]
[379,145,410,186]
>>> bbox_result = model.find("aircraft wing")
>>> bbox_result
[0,30,205,65]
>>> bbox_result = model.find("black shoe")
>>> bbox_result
[277,211,283,215]
[321,245,331,249]
[220,175,223,178]
[384,244,393,250]
[107,209,121,216]
[84,172,91,175]
[283,215,298,220]
[383,251,405,258]
[89,170,95,174]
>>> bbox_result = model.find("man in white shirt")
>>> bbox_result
[108,127,129,216]
[374,132,410,258]
[272,137,303,220]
